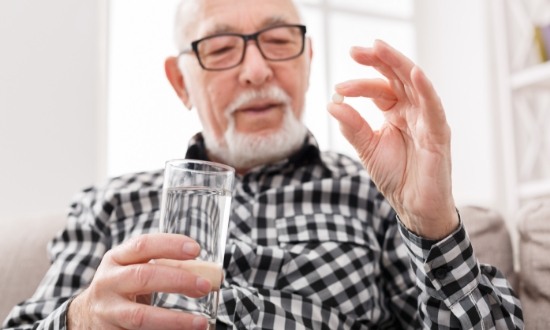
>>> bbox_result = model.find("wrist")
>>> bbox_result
[67,292,86,330]
[397,207,460,240]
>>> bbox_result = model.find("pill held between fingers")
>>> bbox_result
[332,92,344,104]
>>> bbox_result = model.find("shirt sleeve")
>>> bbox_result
[397,216,524,329]
[2,300,71,330]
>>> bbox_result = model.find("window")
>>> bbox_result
[107,0,415,176]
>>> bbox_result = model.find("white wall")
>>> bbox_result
[0,0,105,220]
[107,0,199,177]
[414,0,505,213]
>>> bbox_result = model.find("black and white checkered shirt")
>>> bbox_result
[4,133,523,329]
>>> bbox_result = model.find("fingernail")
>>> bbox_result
[193,316,208,330]
[351,45,368,51]
[183,242,199,255]
[335,82,348,90]
[196,277,212,294]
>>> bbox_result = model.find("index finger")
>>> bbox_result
[348,45,399,81]
[351,40,415,87]
[110,233,200,266]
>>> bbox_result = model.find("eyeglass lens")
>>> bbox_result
[196,26,304,70]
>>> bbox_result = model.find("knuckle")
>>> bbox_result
[131,264,154,289]
[103,249,116,263]
[123,305,147,329]
[131,235,150,254]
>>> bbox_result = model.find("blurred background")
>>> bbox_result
[1,0,550,231]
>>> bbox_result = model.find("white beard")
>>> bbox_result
[202,86,308,171]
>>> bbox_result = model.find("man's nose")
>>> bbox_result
[238,42,273,86]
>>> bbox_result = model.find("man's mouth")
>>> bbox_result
[236,101,283,114]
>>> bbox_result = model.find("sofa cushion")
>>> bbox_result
[518,199,550,330]
[459,205,517,289]
[0,213,67,322]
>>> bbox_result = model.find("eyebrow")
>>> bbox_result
[203,16,295,37]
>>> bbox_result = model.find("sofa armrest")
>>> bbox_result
[459,205,517,289]
[518,199,550,330]
[0,213,67,322]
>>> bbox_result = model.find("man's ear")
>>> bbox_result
[165,56,192,109]
[306,37,313,62]
[305,37,313,89]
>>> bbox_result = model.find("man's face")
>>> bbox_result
[176,0,312,152]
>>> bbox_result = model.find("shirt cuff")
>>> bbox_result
[397,214,480,307]
[32,298,73,330]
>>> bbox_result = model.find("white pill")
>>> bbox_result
[332,92,344,104]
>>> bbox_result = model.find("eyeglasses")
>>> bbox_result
[179,24,307,71]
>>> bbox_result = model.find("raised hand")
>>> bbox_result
[328,40,459,240]
[67,233,212,330]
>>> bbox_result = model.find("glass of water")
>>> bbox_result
[153,159,235,329]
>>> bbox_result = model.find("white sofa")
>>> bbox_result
[460,201,550,330]
[0,213,67,323]
[2,202,550,328]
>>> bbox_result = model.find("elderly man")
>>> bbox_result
[4,0,523,329]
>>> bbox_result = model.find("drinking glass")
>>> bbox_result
[152,159,235,329]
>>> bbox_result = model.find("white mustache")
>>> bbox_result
[225,86,292,118]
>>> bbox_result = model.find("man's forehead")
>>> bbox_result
[200,16,295,36]
[179,0,301,37]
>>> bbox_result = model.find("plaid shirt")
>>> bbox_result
[4,133,523,329]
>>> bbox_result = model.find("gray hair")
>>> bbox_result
[172,0,306,52]
[172,0,198,51]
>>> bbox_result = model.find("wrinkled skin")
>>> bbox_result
[328,40,459,240]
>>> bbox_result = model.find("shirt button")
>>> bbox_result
[434,266,452,280]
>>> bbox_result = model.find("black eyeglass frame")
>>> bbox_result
[179,24,307,71]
